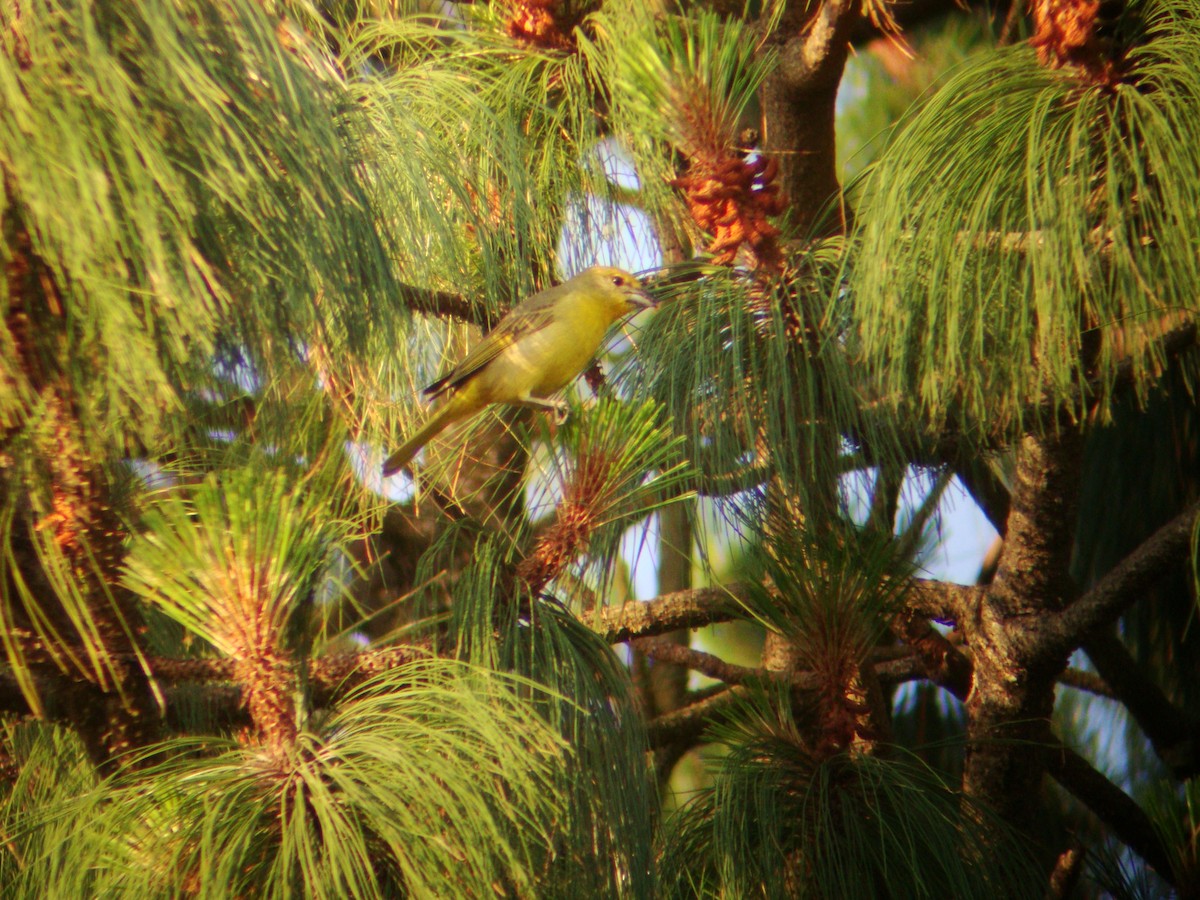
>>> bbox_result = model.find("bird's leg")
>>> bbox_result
[513,396,570,423]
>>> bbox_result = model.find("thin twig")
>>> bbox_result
[998,0,1026,45]
[646,685,745,749]
[632,637,819,691]
[1056,667,1114,698]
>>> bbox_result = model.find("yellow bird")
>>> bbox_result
[382,266,654,476]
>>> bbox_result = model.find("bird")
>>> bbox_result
[381,266,654,477]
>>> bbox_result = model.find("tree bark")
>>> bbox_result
[760,0,861,237]
[963,431,1083,825]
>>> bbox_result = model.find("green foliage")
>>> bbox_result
[1088,778,1200,897]
[659,690,1044,898]
[2,661,622,899]
[1,0,1196,895]
[122,466,344,659]
[837,16,995,179]
[0,0,395,450]
[0,0,407,697]
[499,603,658,896]
[631,249,903,520]
[1072,362,1200,714]
[1145,771,1200,890]
[533,396,694,594]
[414,406,681,895]
[436,543,658,897]
[349,17,589,296]
[739,513,912,674]
[0,722,100,888]
[889,682,968,783]
[342,8,662,456]
[850,0,1200,444]
[589,3,783,263]
[605,7,776,161]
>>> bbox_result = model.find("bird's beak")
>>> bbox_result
[629,288,656,311]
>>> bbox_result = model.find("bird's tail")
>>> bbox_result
[381,402,464,477]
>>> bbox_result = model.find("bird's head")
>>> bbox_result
[578,265,655,318]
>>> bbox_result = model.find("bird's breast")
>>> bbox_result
[480,311,611,401]
[522,316,607,394]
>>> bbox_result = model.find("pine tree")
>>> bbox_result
[1,0,1196,896]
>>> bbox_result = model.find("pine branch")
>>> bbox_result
[989,431,1084,617]
[147,656,239,683]
[695,463,771,497]
[146,644,433,698]
[516,405,686,596]
[1047,499,1200,654]
[3,216,160,769]
[880,635,1096,705]
[645,685,745,749]
[1056,666,1115,699]
[1083,631,1200,778]
[0,643,437,725]
[773,0,860,88]
[893,612,973,699]
[1033,317,1199,431]
[1046,745,1176,887]
[954,458,1012,537]
[595,585,748,643]
[631,637,819,690]
[0,672,33,718]
[872,655,921,687]
[396,281,494,328]
[637,502,693,742]
[8,584,762,721]
[867,460,904,534]
[846,0,1014,45]
[906,579,981,622]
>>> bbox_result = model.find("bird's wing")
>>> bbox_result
[423,295,560,398]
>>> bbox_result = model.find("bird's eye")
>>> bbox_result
[611,275,625,287]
